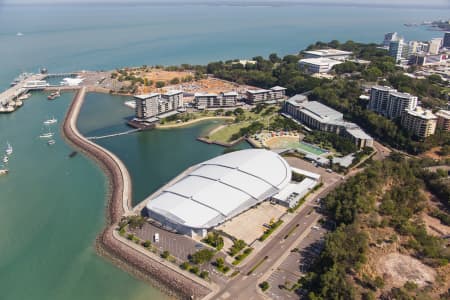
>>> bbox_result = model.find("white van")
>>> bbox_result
[153,233,160,243]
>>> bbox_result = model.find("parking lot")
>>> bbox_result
[131,222,230,283]
[266,225,326,299]
[132,222,205,263]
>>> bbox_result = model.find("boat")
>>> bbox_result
[18,93,32,101]
[3,156,8,163]
[10,73,32,86]
[16,32,24,37]
[69,151,78,158]
[23,80,50,89]
[39,129,54,138]
[5,142,13,156]
[47,139,56,145]
[0,168,8,176]
[43,117,57,125]
[47,90,60,100]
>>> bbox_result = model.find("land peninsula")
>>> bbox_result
[54,39,450,300]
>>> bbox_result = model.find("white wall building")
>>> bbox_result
[283,96,373,148]
[246,86,286,104]
[429,38,443,55]
[299,58,343,74]
[194,91,238,108]
[303,49,352,60]
[368,86,417,119]
[145,149,293,237]
[134,90,183,120]
[401,106,437,139]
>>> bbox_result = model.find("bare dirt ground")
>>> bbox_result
[216,201,286,245]
[421,146,450,160]
[422,213,450,237]
[422,190,450,237]
[377,253,436,287]
[165,77,253,95]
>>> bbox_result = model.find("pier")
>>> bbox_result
[0,72,81,113]
[0,74,45,106]
[86,129,141,140]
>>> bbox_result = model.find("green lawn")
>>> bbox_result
[209,121,251,142]
[206,105,279,143]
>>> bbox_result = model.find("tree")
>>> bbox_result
[155,81,165,88]
[170,77,180,84]
[190,249,215,264]
[259,281,270,291]
[269,53,281,63]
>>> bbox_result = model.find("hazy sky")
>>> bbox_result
[2,0,449,5]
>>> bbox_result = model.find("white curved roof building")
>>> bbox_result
[146,149,292,236]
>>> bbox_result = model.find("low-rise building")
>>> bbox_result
[282,99,373,148]
[194,91,238,108]
[303,49,352,60]
[134,90,183,120]
[298,58,343,74]
[436,109,450,131]
[246,86,286,104]
[401,106,437,139]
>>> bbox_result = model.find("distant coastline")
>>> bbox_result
[5,1,449,10]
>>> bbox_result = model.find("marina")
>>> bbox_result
[0,72,79,113]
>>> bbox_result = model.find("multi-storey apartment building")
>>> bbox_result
[134,90,183,120]
[368,86,417,119]
[194,91,238,108]
[436,109,450,131]
[246,86,286,104]
[401,107,437,139]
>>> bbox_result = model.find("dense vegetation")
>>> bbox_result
[302,156,450,299]
[204,40,448,154]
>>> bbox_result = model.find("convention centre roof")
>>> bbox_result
[146,149,292,229]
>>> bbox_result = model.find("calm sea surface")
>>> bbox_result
[0,3,445,300]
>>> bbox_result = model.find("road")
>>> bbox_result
[209,175,349,300]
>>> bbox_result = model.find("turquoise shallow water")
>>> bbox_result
[77,93,250,204]
[0,3,446,300]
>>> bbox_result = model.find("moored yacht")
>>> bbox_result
[43,117,57,125]
[5,142,13,156]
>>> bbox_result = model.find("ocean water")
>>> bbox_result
[0,3,446,300]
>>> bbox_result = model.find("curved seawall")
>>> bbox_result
[62,88,211,299]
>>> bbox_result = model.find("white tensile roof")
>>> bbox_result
[146,149,292,229]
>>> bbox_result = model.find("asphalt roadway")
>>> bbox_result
[210,173,351,300]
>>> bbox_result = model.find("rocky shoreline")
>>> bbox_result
[61,87,211,300]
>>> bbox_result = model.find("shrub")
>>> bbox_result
[142,240,151,248]
[161,250,170,259]
[200,270,209,279]
[228,239,246,256]
[259,281,269,291]
[190,266,199,275]
[180,262,190,270]
[155,81,165,88]
[203,232,224,250]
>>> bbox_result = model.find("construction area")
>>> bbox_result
[112,67,254,98]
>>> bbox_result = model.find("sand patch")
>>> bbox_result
[377,253,436,287]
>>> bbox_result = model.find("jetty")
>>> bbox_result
[0,72,80,113]
[86,129,141,140]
